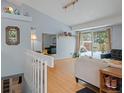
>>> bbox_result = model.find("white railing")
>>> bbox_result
[24,50,54,93]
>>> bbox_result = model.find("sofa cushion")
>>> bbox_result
[101,49,122,61]
[111,49,122,61]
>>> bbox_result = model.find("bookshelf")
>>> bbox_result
[100,67,122,93]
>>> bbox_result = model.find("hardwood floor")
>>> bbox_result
[48,58,84,93]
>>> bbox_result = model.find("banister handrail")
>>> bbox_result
[26,50,54,68]
[24,50,54,93]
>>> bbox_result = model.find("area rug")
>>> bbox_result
[76,87,96,93]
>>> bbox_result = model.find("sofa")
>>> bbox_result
[101,49,122,61]
[74,56,109,87]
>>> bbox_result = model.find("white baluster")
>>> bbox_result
[37,60,39,93]
[44,62,47,93]
[40,62,43,93]
[25,50,54,93]
[34,59,37,93]
[32,59,35,93]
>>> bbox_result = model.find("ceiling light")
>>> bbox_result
[63,0,78,9]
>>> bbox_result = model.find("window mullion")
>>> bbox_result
[91,32,93,57]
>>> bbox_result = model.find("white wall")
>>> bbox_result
[111,24,122,49]
[1,1,76,93]
[1,0,32,78]
[23,5,75,59]
[55,36,76,59]
[1,18,31,77]
[71,15,121,31]
[1,0,76,78]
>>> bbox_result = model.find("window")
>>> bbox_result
[80,32,92,57]
[79,29,111,59]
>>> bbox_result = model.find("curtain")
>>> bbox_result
[107,28,112,50]
[75,31,80,53]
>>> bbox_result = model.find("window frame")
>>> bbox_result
[79,27,112,58]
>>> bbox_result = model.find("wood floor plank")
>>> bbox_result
[48,58,84,93]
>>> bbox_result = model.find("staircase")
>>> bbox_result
[24,50,54,93]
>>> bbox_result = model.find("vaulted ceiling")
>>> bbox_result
[20,0,121,26]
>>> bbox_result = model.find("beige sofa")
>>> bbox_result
[75,56,109,87]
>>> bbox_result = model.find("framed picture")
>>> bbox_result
[6,26,20,45]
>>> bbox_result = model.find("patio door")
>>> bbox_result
[79,29,111,59]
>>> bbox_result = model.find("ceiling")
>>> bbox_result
[20,0,121,26]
